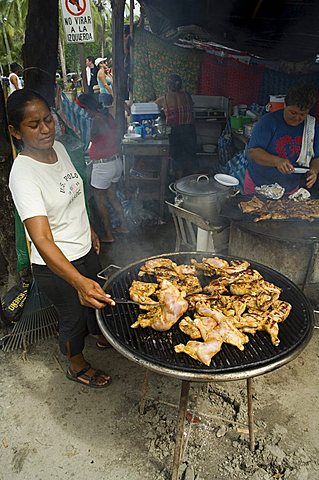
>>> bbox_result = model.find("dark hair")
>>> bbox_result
[10,62,21,74]
[167,74,182,92]
[285,83,317,110]
[77,93,109,116]
[7,88,50,130]
[86,56,95,63]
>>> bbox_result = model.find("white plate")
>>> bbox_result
[293,167,309,174]
[214,173,239,187]
[124,133,142,140]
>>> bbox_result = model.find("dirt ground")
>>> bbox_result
[1,223,319,480]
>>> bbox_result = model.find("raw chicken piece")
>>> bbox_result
[175,339,223,366]
[131,279,188,331]
[193,317,218,341]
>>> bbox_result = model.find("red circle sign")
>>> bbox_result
[65,0,86,16]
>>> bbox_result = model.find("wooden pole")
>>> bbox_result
[78,43,88,93]
[111,0,126,140]
[129,0,134,104]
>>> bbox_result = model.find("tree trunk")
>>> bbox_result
[58,36,68,91]
[111,0,126,140]
[0,84,20,290]
[23,0,59,106]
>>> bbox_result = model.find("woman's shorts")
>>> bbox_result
[91,158,123,190]
[99,92,113,107]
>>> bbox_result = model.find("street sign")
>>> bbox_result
[60,0,94,44]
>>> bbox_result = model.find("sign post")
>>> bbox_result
[60,0,95,92]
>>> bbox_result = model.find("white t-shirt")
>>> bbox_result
[8,73,22,94]
[9,141,91,265]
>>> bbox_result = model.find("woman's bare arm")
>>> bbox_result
[25,216,114,308]
[248,147,294,174]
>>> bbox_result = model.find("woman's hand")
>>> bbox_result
[276,157,294,175]
[75,275,115,309]
[306,168,318,189]
[91,227,100,255]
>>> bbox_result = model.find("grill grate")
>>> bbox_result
[98,253,313,376]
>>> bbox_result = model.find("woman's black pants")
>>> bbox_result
[32,247,102,357]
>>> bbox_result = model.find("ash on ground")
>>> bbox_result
[140,382,319,480]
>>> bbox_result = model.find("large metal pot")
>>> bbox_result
[169,174,232,223]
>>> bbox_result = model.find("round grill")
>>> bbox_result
[97,252,314,381]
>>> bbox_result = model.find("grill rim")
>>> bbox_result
[96,251,314,382]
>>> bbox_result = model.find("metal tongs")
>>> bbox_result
[113,298,162,307]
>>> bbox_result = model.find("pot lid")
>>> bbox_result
[175,174,227,195]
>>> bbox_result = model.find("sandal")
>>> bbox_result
[96,340,112,350]
[66,365,112,389]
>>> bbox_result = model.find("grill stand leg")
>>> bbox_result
[171,380,190,480]
[302,242,319,292]
[139,369,150,415]
[247,377,255,452]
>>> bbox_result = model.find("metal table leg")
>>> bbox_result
[171,380,190,480]
[246,377,255,452]
[139,369,150,415]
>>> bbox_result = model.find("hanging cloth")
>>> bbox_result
[296,115,315,167]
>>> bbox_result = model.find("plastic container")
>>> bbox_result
[266,95,285,112]
[131,102,160,122]
[230,116,253,130]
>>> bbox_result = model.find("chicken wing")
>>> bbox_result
[175,339,223,366]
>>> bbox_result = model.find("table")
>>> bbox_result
[121,138,170,219]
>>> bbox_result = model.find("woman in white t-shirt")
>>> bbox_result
[8,89,114,389]
[8,62,23,94]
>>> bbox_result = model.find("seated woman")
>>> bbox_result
[78,94,128,243]
[244,84,319,194]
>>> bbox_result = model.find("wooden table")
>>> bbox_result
[121,138,170,219]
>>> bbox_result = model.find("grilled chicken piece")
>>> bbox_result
[190,259,216,276]
[229,279,281,299]
[154,268,180,282]
[131,306,162,329]
[177,275,202,295]
[131,279,188,331]
[220,260,250,275]
[179,316,201,339]
[175,339,223,366]
[203,278,229,295]
[138,258,177,276]
[129,280,159,309]
[270,300,292,321]
[240,196,266,213]
[186,293,216,310]
[173,264,197,277]
[203,257,230,270]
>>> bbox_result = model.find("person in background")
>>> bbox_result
[85,56,98,95]
[244,84,319,194]
[155,73,198,179]
[95,58,113,108]
[8,89,114,388]
[78,94,129,243]
[8,63,23,94]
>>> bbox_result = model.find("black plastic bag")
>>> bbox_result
[1,282,30,324]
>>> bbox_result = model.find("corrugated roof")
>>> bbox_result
[141,0,319,61]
